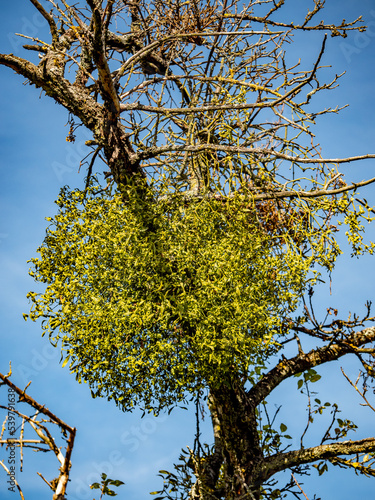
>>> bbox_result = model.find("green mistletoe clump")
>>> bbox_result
[26,180,371,412]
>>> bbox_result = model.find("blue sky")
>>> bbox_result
[1,1,375,499]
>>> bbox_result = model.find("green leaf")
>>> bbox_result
[109,480,125,487]
[105,490,117,496]
[61,357,70,368]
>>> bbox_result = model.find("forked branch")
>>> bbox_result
[0,364,76,500]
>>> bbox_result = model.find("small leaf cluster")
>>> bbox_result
[296,368,321,390]
[90,473,124,499]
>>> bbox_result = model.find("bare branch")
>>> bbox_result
[0,371,74,434]
[86,0,121,115]
[341,369,375,413]
[0,367,76,500]
[29,0,58,42]
[248,327,375,407]
[259,438,375,482]
[0,461,25,500]
[0,53,101,131]
[291,473,311,500]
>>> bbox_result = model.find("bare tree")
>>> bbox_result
[0,0,373,195]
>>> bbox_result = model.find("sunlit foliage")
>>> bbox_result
[27,175,374,413]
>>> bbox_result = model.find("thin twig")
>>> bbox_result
[0,460,25,500]
[291,473,310,500]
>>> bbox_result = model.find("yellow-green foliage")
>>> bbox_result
[26,179,375,412]
[27,182,316,412]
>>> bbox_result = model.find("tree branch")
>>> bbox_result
[248,327,375,407]
[136,142,375,173]
[86,0,120,115]
[0,366,76,500]
[229,13,364,37]
[0,369,75,434]
[0,461,25,500]
[29,0,58,42]
[259,437,375,482]
[0,53,102,131]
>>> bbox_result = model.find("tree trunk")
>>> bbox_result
[209,383,263,499]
